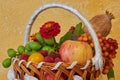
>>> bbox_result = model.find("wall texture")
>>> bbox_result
[0,0,120,80]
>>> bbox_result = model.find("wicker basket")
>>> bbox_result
[12,3,103,80]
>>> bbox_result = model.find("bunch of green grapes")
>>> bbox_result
[2,45,26,68]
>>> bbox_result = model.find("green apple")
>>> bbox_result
[30,50,37,55]
[25,43,32,51]
[44,37,55,46]
[25,50,31,55]
[28,41,42,51]
[41,46,54,55]
[25,50,37,55]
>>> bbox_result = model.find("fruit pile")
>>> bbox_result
[2,20,118,79]
[78,33,118,74]
[2,21,63,68]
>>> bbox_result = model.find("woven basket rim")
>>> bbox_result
[9,3,103,80]
[24,3,103,71]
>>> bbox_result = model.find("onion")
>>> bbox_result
[84,11,114,37]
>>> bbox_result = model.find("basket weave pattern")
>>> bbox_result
[12,3,102,80]
[13,59,100,80]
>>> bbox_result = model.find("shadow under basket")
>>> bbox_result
[12,3,103,80]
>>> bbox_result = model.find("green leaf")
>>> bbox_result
[44,37,55,46]
[74,22,84,35]
[35,32,44,44]
[59,31,72,45]
[107,67,115,79]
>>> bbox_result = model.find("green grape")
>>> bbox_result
[25,50,31,55]
[25,43,32,51]
[29,41,42,51]
[42,46,55,55]
[17,45,25,54]
[7,48,17,58]
[2,58,11,68]
[30,50,37,55]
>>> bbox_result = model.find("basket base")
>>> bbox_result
[11,60,101,80]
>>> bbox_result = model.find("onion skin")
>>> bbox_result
[84,11,114,37]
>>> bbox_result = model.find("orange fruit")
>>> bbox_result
[28,52,44,64]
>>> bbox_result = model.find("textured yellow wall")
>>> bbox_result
[0,0,120,80]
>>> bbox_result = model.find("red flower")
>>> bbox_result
[40,21,60,39]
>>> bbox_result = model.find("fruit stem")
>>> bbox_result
[53,37,59,52]
[106,11,115,20]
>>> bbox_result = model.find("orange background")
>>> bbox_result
[0,0,120,80]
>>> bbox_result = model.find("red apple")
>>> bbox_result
[45,73,64,80]
[46,75,53,80]
[59,40,93,65]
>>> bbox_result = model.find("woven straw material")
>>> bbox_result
[12,3,103,80]
[13,60,100,80]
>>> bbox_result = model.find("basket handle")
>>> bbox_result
[24,3,103,70]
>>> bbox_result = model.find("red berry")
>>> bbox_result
[103,51,109,57]
[55,57,62,62]
[44,56,54,63]
[49,52,60,59]
[111,54,116,58]
[102,46,107,51]
[20,54,29,61]
[40,50,48,57]
[97,33,102,38]
[105,43,110,49]
[69,26,75,32]
[82,36,88,42]
[109,62,114,67]
[88,36,92,41]
[107,38,112,43]
[108,54,113,59]
[100,43,104,47]
[110,46,114,50]
[99,38,102,43]
[104,65,110,69]
[103,39,107,44]
[102,68,109,74]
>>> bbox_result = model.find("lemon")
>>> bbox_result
[28,52,44,63]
